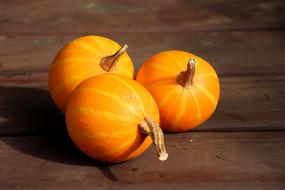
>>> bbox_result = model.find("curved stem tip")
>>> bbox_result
[139,117,168,161]
[100,44,128,72]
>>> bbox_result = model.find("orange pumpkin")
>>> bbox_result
[65,73,168,163]
[49,35,134,112]
[136,50,220,132]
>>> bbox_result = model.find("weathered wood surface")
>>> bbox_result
[0,32,285,74]
[0,0,285,34]
[0,132,284,189]
[0,132,285,189]
[0,0,285,189]
[0,74,284,135]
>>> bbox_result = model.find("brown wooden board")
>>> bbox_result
[1,0,284,189]
[0,74,284,135]
[0,32,285,74]
[0,132,284,189]
[0,0,285,34]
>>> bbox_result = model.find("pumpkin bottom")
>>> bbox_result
[146,83,219,133]
[160,119,205,132]
[49,68,134,113]
[159,106,216,132]
[67,126,153,163]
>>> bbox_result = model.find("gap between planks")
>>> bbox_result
[0,131,284,189]
[1,31,285,74]
[1,71,285,80]
[1,27,285,36]
[0,74,285,136]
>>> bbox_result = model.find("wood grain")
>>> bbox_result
[0,74,284,135]
[0,31,285,74]
[0,132,284,189]
[0,0,285,34]
[0,0,284,189]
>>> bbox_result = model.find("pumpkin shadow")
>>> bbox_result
[0,86,118,181]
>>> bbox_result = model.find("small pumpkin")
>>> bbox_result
[49,35,134,112]
[136,50,220,132]
[66,73,168,163]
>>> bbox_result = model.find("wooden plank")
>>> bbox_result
[0,0,285,34]
[0,74,284,135]
[0,132,284,189]
[0,31,285,74]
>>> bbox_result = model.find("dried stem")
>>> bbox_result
[176,58,197,87]
[139,117,168,161]
[100,44,128,71]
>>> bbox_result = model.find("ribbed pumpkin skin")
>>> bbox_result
[49,35,134,112]
[66,74,159,163]
[136,50,220,132]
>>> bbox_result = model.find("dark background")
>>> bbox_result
[0,0,285,189]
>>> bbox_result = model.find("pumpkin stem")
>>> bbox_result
[176,58,197,87]
[100,44,128,72]
[139,117,168,161]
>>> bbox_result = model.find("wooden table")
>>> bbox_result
[1,0,285,189]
